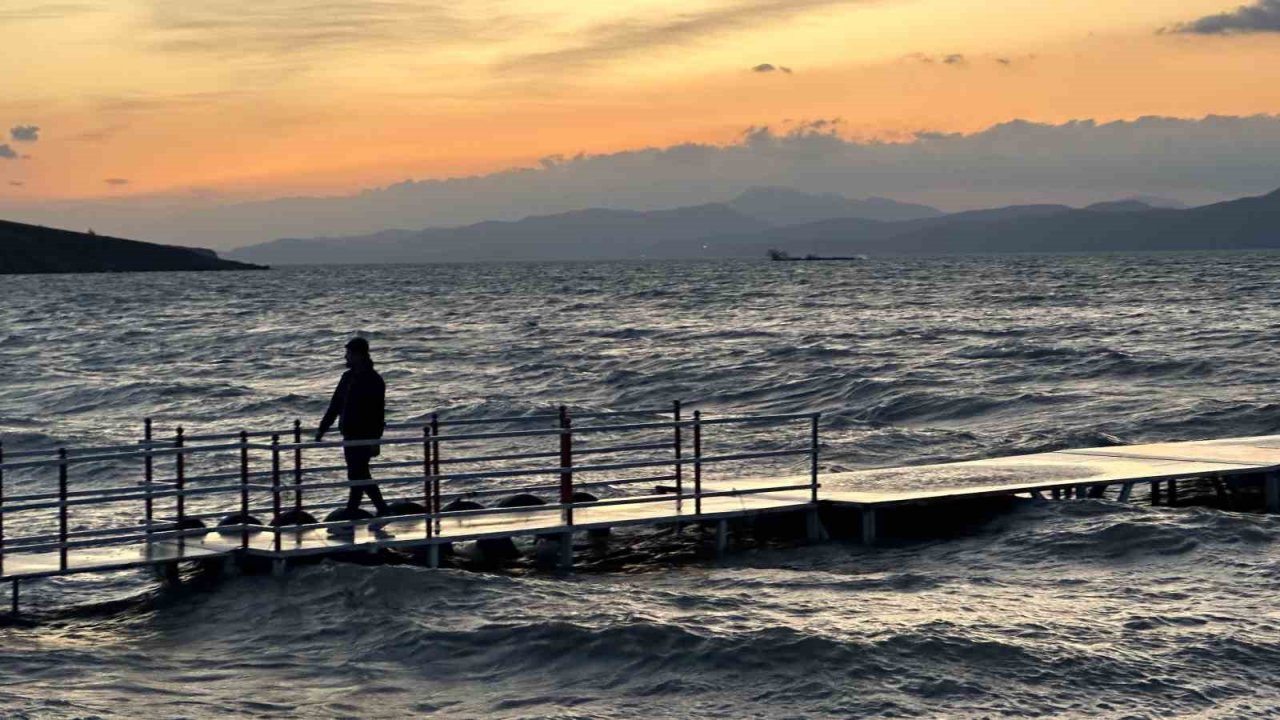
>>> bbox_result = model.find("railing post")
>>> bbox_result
[431,413,441,534]
[293,419,303,514]
[693,410,703,517]
[423,426,433,539]
[810,412,820,504]
[239,431,250,550]
[271,434,282,553]
[672,400,682,510]
[175,426,186,531]
[143,418,153,539]
[58,448,68,571]
[1,440,5,578]
[559,405,574,526]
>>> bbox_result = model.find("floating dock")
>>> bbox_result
[3,404,1278,615]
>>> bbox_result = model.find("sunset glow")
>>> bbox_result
[3,0,1277,200]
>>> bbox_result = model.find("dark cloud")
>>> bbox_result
[8,181,24,187]
[1167,0,1280,34]
[0,144,17,159]
[503,0,864,72]
[907,53,969,67]
[752,63,793,73]
[104,178,130,186]
[10,125,39,142]
[995,57,1012,66]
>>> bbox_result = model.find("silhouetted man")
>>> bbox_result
[316,337,390,519]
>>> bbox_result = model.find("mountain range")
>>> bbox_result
[228,186,1280,264]
[227,188,944,264]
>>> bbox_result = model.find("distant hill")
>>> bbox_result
[227,187,1280,264]
[728,187,944,225]
[229,189,944,265]
[230,203,771,264]
[709,188,1280,257]
[0,220,265,274]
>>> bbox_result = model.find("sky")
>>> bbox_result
[2,0,1280,248]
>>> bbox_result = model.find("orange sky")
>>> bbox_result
[1,0,1277,200]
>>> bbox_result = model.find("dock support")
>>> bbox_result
[1167,479,1178,507]
[272,558,287,577]
[1211,477,1230,509]
[559,531,574,570]
[155,562,180,586]
[427,544,440,569]
[1266,473,1280,514]
[1150,481,1161,505]
[1118,482,1134,503]
[9,580,17,616]
[861,508,877,546]
[806,508,823,543]
[1030,490,1046,501]
[714,520,728,556]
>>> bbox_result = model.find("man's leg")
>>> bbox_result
[366,484,390,516]
[344,445,372,511]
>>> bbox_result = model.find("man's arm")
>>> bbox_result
[316,373,349,441]
[375,375,386,438]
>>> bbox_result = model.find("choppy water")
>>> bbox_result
[3,255,1280,718]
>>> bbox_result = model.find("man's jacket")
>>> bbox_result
[319,365,386,440]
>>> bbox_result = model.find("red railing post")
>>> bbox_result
[143,418,153,539]
[559,405,574,526]
[423,425,433,539]
[293,419,303,514]
[431,413,441,533]
[672,400,682,509]
[693,411,703,516]
[810,413,821,503]
[175,426,185,534]
[0,440,5,578]
[271,434,281,553]
[240,430,250,550]
[58,448,68,571]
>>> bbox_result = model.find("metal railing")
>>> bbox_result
[0,403,821,578]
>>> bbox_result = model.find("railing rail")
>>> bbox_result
[0,403,822,579]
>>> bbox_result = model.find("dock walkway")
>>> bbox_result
[3,405,1279,614]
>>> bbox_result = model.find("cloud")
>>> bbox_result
[8,114,1280,251]
[943,53,966,65]
[8,181,24,187]
[142,0,502,61]
[752,63,792,73]
[503,0,863,72]
[0,144,17,159]
[0,3,100,24]
[104,178,129,186]
[10,125,39,142]
[1167,0,1280,34]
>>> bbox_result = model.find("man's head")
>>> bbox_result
[344,337,371,368]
